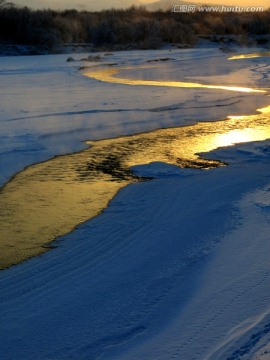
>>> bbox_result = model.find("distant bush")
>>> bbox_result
[0,5,270,50]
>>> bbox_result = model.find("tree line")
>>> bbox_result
[0,3,270,50]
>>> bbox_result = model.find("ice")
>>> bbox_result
[1,47,270,360]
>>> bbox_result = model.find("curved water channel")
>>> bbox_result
[1,58,270,269]
[229,51,270,60]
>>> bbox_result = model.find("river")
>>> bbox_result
[0,56,270,269]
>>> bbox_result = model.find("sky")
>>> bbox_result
[13,0,270,11]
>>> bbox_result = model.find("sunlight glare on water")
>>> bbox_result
[84,68,265,93]
[258,104,270,114]
[229,52,270,60]
[215,128,265,148]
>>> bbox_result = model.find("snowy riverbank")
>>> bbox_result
[1,47,270,359]
[1,140,270,360]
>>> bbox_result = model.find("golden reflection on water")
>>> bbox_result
[258,105,270,114]
[229,52,270,60]
[84,68,265,93]
[1,106,270,268]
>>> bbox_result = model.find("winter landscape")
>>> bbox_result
[1,3,270,357]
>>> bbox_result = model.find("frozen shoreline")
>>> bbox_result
[1,48,270,359]
[1,141,270,360]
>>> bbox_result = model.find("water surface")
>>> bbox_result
[84,67,265,93]
[229,52,270,60]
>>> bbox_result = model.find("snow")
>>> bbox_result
[1,47,270,359]
[1,47,269,185]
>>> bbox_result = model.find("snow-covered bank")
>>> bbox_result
[1,140,270,360]
[1,47,270,359]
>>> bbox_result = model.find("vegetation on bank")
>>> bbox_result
[0,1,270,51]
